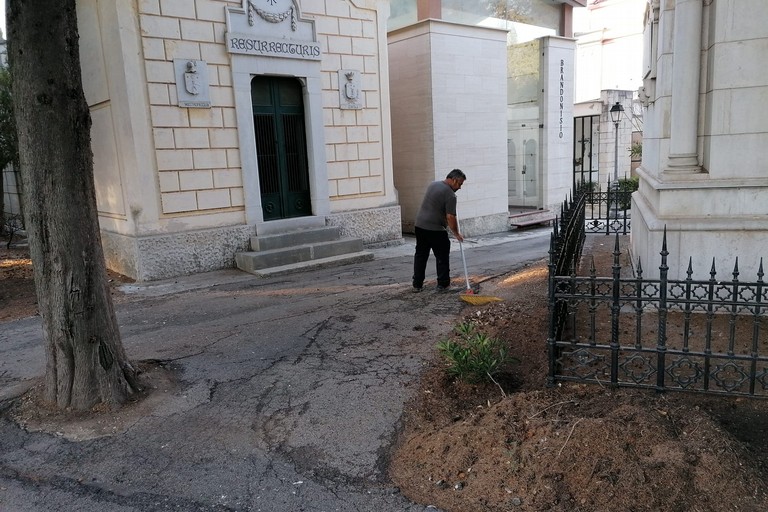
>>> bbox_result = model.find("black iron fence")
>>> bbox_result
[582,180,631,235]
[547,189,768,398]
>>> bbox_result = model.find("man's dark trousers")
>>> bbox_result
[412,227,451,289]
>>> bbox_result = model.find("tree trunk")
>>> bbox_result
[8,0,139,410]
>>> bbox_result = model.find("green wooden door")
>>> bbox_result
[251,76,311,220]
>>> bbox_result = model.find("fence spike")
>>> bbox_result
[758,258,764,282]
[636,258,643,279]
[732,258,740,281]
[710,258,717,281]
[686,258,693,280]
[659,227,669,272]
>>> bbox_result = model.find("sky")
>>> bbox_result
[1,1,5,40]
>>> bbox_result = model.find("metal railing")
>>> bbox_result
[582,180,631,235]
[547,192,586,343]
[547,188,768,398]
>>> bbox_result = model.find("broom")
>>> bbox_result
[458,240,503,305]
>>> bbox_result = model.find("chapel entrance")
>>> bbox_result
[251,76,312,220]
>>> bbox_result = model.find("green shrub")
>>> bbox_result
[577,180,599,194]
[617,177,639,210]
[436,322,518,383]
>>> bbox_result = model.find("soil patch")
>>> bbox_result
[0,237,133,321]
[1,235,171,440]
[8,360,181,441]
[390,238,768,512]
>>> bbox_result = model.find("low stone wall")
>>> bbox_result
[102,205,406,281]
[102,225,252,282]
[326,205,404,248]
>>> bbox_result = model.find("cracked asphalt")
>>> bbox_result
[0,229,550,511]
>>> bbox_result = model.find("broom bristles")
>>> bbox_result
[460,294,503,305]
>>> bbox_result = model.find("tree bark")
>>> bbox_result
[8,0,139,410]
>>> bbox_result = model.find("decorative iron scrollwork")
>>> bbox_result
[711,361,749,392]
[620,354,655,384]
[667,357,702,389]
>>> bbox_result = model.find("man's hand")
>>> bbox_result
[446,214,463,242]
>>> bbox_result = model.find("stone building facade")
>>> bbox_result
[387,0,584,225]
[632,0,768,279]
[79,0,400,280]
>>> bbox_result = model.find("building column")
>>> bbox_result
[666,0,703,173]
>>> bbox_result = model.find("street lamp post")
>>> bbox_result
[609,101,624,215]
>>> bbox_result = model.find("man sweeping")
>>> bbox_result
[411,169,466,293]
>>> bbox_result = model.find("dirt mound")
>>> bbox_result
[390,258,768,512]
[0,241,132,321]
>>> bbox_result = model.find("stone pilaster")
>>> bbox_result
[665,0,703,174]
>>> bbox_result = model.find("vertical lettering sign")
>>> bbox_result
[559,59,565,139]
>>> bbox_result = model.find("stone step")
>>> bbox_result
[239,251,374,277]
[235,238,366,274]
[249,226,342,252]
[509,209,556,228]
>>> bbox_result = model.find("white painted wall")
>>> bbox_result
[388,20,509,236]
[430,23,508,226]
[387,23,433,231]
[540,36,577,211]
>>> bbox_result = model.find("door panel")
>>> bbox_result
[252,76,311,220]
[573,115,600,189]
[524,138,537,202]
[507,122,539,207]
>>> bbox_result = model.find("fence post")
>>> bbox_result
[589,256,597,344]
[682,259,693,353]
[610,234,621,385]
[750,259,764,395]
[634,259,644,349]
[727,259,740,356]
[547,232,558,387]
[656,228,669,392]
[704,259,717,391]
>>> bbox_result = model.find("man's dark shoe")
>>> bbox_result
[436,285,450,293]
[412,286,423,293]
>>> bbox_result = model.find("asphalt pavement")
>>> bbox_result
[0,227,551,512]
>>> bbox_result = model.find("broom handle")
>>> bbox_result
[459,240,471,291]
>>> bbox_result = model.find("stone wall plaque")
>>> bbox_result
[174,59,211,108]
[338,69,362,110]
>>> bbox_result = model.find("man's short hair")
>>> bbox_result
[446,169,466,181]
